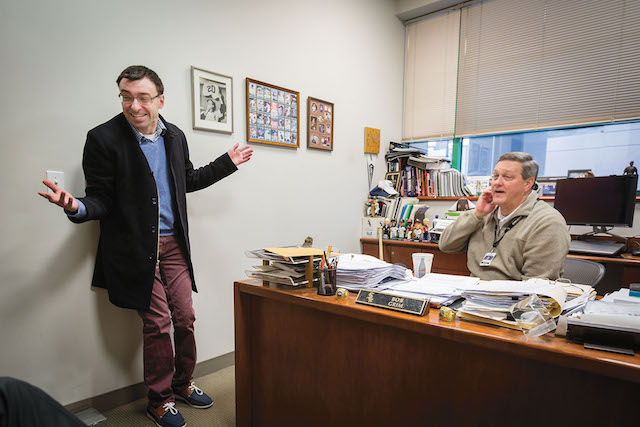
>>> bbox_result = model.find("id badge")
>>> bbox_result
[480,252,497,266]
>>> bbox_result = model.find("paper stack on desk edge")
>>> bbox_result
[381,273,479,306]
[335,254,412,290]
[245,246,324,286]
[457,280,568,330]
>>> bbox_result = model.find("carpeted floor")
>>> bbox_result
[99,365,235,427]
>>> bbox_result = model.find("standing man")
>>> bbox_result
[439,152,570,281]
[38,65,252,427]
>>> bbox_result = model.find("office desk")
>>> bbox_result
[234,279,639,427]
[361,238,640,294]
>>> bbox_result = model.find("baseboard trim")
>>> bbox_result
[65,351,235,414]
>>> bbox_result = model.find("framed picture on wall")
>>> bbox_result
[191,67,233,134]
[246,78,299,148]
[307,97,334,151]
[364,127,380,154]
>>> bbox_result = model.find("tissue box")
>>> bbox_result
[362,217,386,238]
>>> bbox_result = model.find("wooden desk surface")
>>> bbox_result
[235,279,640,426]
[235,279,640,385]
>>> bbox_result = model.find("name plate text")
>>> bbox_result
[355,290,429,316]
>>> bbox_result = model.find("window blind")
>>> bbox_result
[455,0,640,137]
[402,8,460,141]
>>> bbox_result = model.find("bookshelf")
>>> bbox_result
[385,144,475,199]
[418,196,479,201]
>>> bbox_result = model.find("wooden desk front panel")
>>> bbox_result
[361,240,470,275]
[235,281,639,427]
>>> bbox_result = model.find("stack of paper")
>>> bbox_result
[561,283,596,315]
[381,273,480,305]
[245,246,323,287]
[457,280,568,330]
[605,288,640,305]
[336,254,412,290]
[245,263,309,286]
[245,247,323,264]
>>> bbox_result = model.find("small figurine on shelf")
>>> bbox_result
[367,198,379,217]
[422,217,431,242]
[413,220,424,241]
[382,218,391,239]
[624,161,638,176]
[390,219,398,240]
[398,221,406,241]
[302,236,313,247]
[405,219,413,240]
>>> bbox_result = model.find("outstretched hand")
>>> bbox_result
[227,143,253,166]
[38,180,79,213]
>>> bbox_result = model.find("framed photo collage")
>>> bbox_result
[246,78,299,148]
[307,97,334,151]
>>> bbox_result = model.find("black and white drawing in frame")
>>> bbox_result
[191,66,233,134]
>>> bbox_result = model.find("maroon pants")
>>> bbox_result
[137,235,196,408]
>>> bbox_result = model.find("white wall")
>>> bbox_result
[0,0,404,405]
[394,0,461,20]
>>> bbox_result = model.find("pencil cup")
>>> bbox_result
[317,267,337,296]
[412,253,433,278]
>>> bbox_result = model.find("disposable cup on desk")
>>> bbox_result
[317,267,337,296]
[412,253,433,278]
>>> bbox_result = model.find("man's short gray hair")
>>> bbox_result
[498,152,539,181]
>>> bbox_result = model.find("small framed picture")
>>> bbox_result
[307,97,334,151]
[191,67,233,134]
[567,169,592,178]
[365,127,380,154]
[246,78,299,148]
[385,171,401,191]
[537,176,563,196]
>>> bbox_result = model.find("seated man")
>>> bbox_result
[439,152,570,280]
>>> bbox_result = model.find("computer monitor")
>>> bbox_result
[553,175,638,228]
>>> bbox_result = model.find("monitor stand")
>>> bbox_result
[569,226,627,256]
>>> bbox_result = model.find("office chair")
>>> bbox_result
[562,258,606,287]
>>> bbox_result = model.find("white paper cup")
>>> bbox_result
[412,253,434,278]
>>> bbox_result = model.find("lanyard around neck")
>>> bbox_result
[491,199,538,249]
[492,216,523,250]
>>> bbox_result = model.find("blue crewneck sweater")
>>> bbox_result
[69,119,175,236]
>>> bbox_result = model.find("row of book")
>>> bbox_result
[386,143,474,198]
[401,167,474,198]
[385,197,429,223]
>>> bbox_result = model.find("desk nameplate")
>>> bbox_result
[355,290,429,316]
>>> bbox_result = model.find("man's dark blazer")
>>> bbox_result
[68,113,237,310]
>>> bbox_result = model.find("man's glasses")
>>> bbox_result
[119,93,161,105]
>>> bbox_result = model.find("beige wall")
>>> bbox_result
[0,0,404,405]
